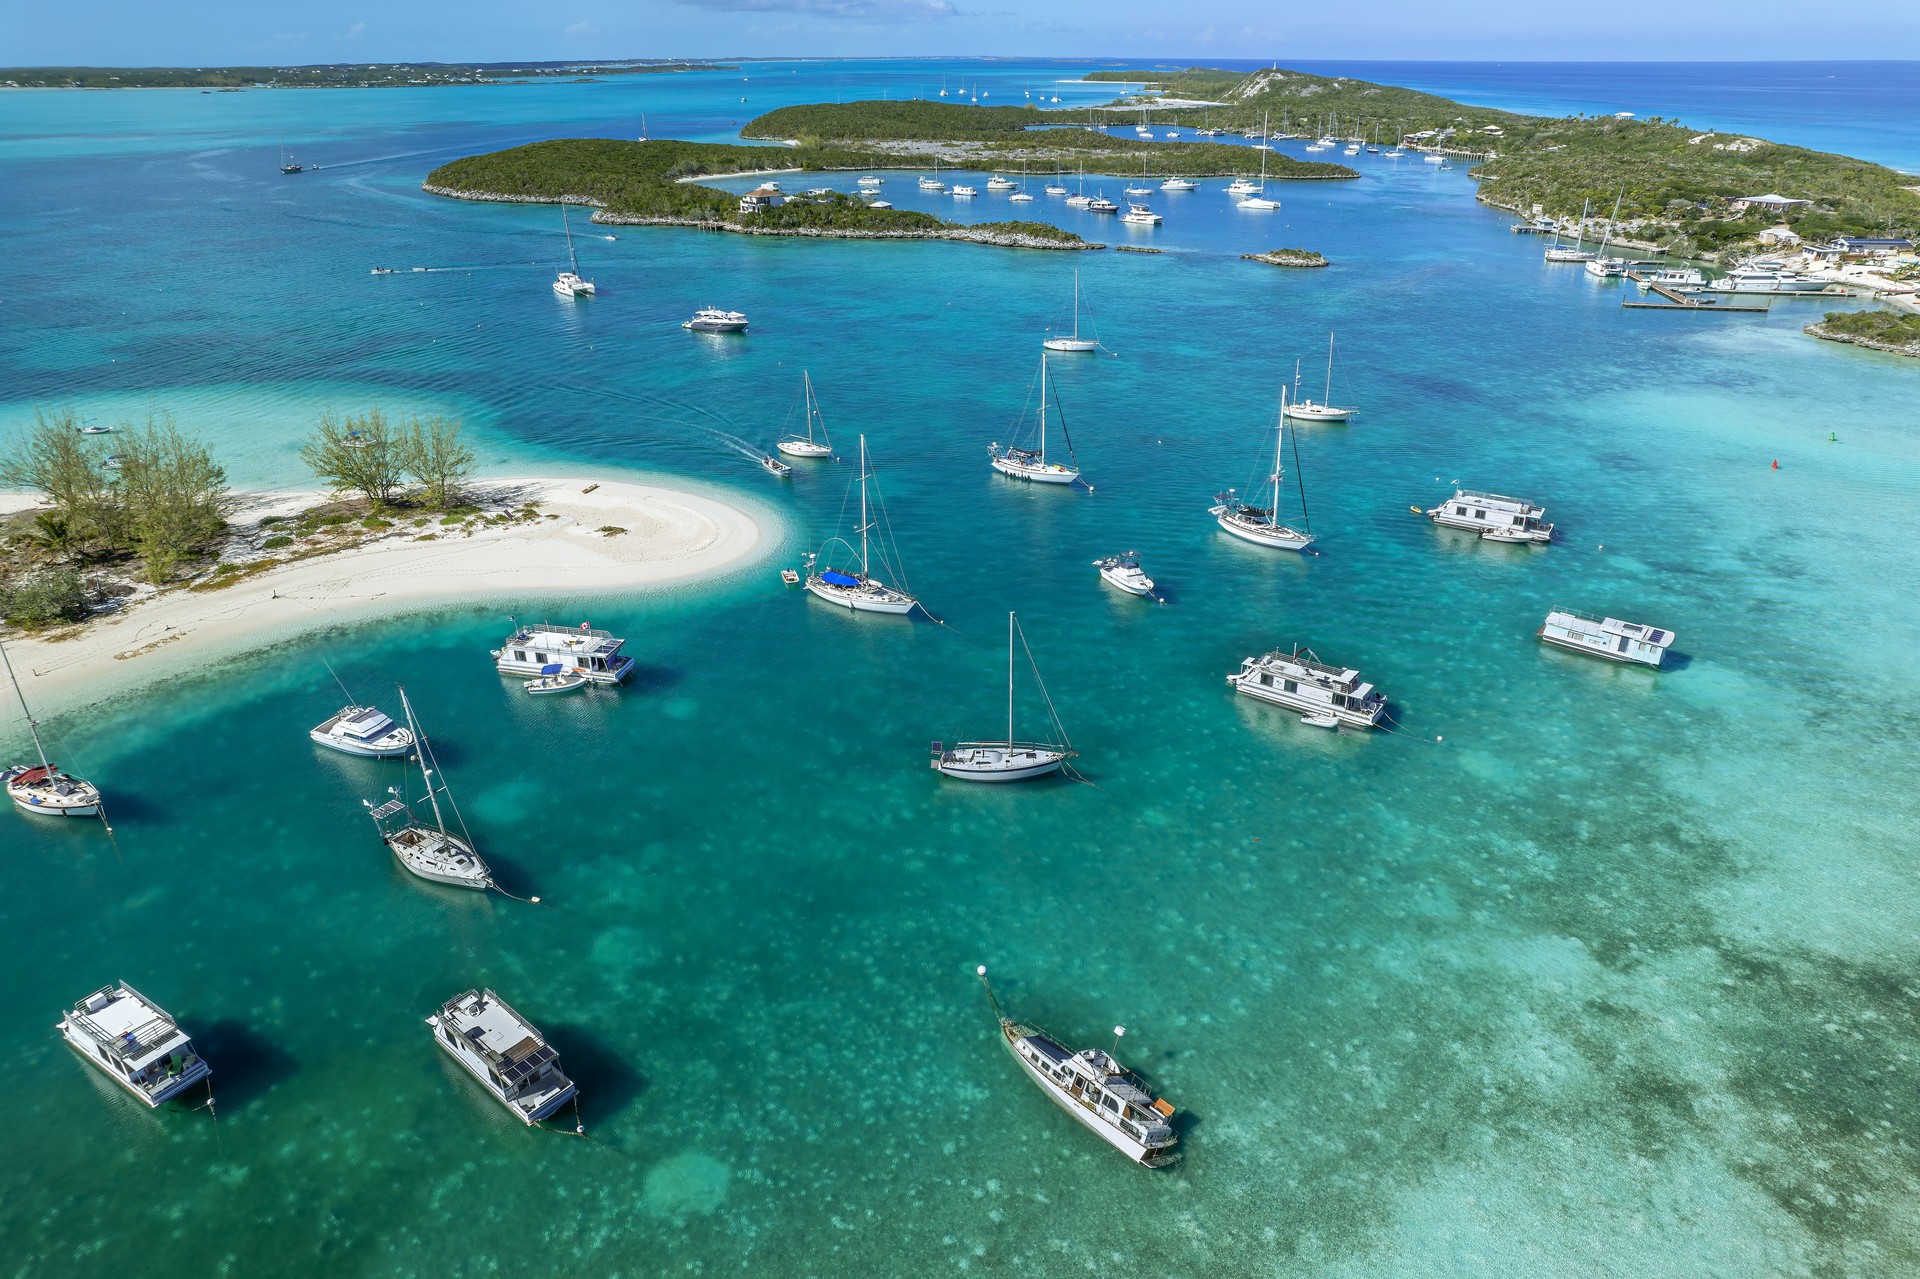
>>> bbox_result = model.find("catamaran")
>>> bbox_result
[363,687,494,892]
[1043,267,1100,353]
[1211,387,1315,551]
[427,988,579,1126]
[932,613,1075,782]
[3,636,102,820]
[804,436,920,616]
[976,966,1179,1166]
[552,206,595,298]
[1283,332,1354,421]
[776,371,834,458]
[58,982,213,1108]
[991,354,1083,485]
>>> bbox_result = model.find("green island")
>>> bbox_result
[0,60,729,90]
[740,100,1356,180]
[1089,67,1920,258]
[1804,309,1920,358]
[425,139,1092,249]
[1242,247,1328,268]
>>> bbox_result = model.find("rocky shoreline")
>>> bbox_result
[1242,249,1328,268]
[421,183,1099,250]
[1804,323,1920,359]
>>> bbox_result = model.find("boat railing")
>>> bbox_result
[1546,605,1607,626]
[70,992,181,1061]
[1451,488,1532,508]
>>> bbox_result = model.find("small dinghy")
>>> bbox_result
[761,454,794,478]
[525,665,587,695]
[1300,713,1341,729]
[780,568,801,585]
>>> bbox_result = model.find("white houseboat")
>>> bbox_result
[493,622,635,684]
[58,982,212,1108]
[1424,488,1553,543]
[1227,645,1386,728]
[1538,608,1674,667]
[977,967,1178,1167]
[426,988,578,1126]
[309,704,415,758]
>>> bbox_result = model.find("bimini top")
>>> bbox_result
[820,569,860,587]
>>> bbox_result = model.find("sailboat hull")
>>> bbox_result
[776,440,832,458]
[8,787,100,818]
[1041,338,1097,353]
[1216,514,1315,551]
[1282,403,1352,422]
[804,576,917,615]
[935,744,1068,782]
[384,826,490,890]
[991,455,1079,484]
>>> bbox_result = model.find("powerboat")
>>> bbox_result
[1093,552,1155,597]
[683,307,748,333]
[760,454,793,477]
[1159,177,1197,191]
[310,704,415,758]
[1120,202,1161,225]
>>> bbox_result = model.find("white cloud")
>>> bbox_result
[346,20,365,38]
[564,18,596,35]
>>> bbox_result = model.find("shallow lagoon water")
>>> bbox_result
[4,60,1920,1277]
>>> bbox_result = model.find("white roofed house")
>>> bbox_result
[1731,193,1811,214]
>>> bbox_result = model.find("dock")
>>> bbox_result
[1622,271,1770,313]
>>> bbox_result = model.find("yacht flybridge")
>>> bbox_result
[427,989,579,1126]
[991,354,1083,486]
[1093,551,1156,598]
[1043,267,1101,353]
[1227,645,1386,728]
[552,206,596,298]
[804,435,921,616]
[494,622,635,683]
[776,371,834,458]
[933,614,1075,783]
[976,967,1178,1167]
[3,637,102,820]
[1211,388,1315,551]
[58,981,212,1108]
[1539,609,1673,667]
[1283,333,1355,421]
[311,704,415,758]
[1424,489,1554,544]
[364,687,496,892]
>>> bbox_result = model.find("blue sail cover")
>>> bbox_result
[821,570,860,587]
[539,663,564,675]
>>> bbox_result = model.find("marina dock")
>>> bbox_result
[1623,272,1771,313]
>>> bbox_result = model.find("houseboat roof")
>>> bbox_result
[437,989,559,1085]
[1450,488,1542,512]
[505,623,626,653]
[65,983,192,1069]
[1260,646,1363,689]
[1547,608,1673,647]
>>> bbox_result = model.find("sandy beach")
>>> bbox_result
[3,475,767,719]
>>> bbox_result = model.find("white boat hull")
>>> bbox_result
[1042,338,1097,353]
[1283,403,1352,422]
[1216,513,1314,551]
[1099,566,1154,596]
[429,1015,576,1123]
[936,745,1067,782]
[991,455,1079,484]
[804,576,917,615]
[308,731,413,759]
[999,1024,1170,1166]
[1237,198,1280,211]
[1228,675,1382,727]
[60,1023,211,1107]
[777,439,832,458]
[7,771,101,818]
[384,827,490,890]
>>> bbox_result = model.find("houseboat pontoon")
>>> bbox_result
[1227,645,1386,728]
[58,982,211,1108]
[977,967,1178,1167]
[1424,489,1553,544]
[1538,608,1673,667]
[493,622,635,684]
[427,988,578,1125]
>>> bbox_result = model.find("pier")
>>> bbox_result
[1622,271,1770,313]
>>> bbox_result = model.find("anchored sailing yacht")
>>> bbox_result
[364,688,494,892]
[804,435,920,616]
[552,206,596,298]
[427,989,578,1125]
[3,637,102,819]
[1283,333,1354,421]
[976,967,1178,1166]
[1043,268,1100,353]
[1544,199,1598,262]
[1238,119,1280,210]
[1581,190,1628,277]
[1093,551,1155,597]
[1424,488,1553,543]
[991,354,1082,485]
[1211,388,1315,551]
[58,982,212,1108]
[776,371,834,458]
[1228,645,1387,727]
[933,613,1075,782]
[494,621,636,682]
[1539,609,1673,667]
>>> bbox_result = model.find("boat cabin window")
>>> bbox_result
[1257,673,1271,686]
[1454,505,1467,516]
[1474,509,1486,519]
[513,650,527,662]
[1282,679,1297,693]
[1102,1097,1120,1113]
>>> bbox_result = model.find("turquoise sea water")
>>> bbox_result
[5,60,1920,1277]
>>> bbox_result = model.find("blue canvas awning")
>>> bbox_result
[821,569,859,587]
[539,663,564,675]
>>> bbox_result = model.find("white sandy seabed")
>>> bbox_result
[1,475,770,719]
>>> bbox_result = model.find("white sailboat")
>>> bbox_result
[804,436,920,616]
[776,371,834,458]
[1238,114,1280,210]
[363,688,494,892]
[1282,333,1354,421]
[1544,198,1598,263]
[991,354,1082,485]
[1042,267,1100,353]
[1210,387,1316,551]
[1583,189,1629,277]
[2,637,103,820]
[933,613,1075,782]
[552,206,595,298]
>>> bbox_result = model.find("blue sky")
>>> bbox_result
[3,0,1915,64]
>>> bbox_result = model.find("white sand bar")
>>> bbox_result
[3,476,766,718]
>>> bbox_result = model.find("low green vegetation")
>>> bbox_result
[1810,309,1920,352]
[0,408,231,587]
[1244,247,1328,268]
[749,100,1051,142]
[1092,66,1919,254]
[301,407,476,511]
[0,567,89,629]
[426,140,1092,244]
[1,60,729,90]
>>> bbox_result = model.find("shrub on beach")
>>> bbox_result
[2,566,90,628]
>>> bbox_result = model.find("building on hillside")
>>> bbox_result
[1731,193,1811,214]
[1757,225,1801,247]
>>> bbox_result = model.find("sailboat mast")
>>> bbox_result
[1071,269,1080,341]
[1272,389,1288,528]
[399,687,449,836]
[562,206,578,274]
[0,638,53,773]
[1324,332,1336,405]
[858,435,871,578]
[1038,355,1049,464]
[1007,612,1016,747]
